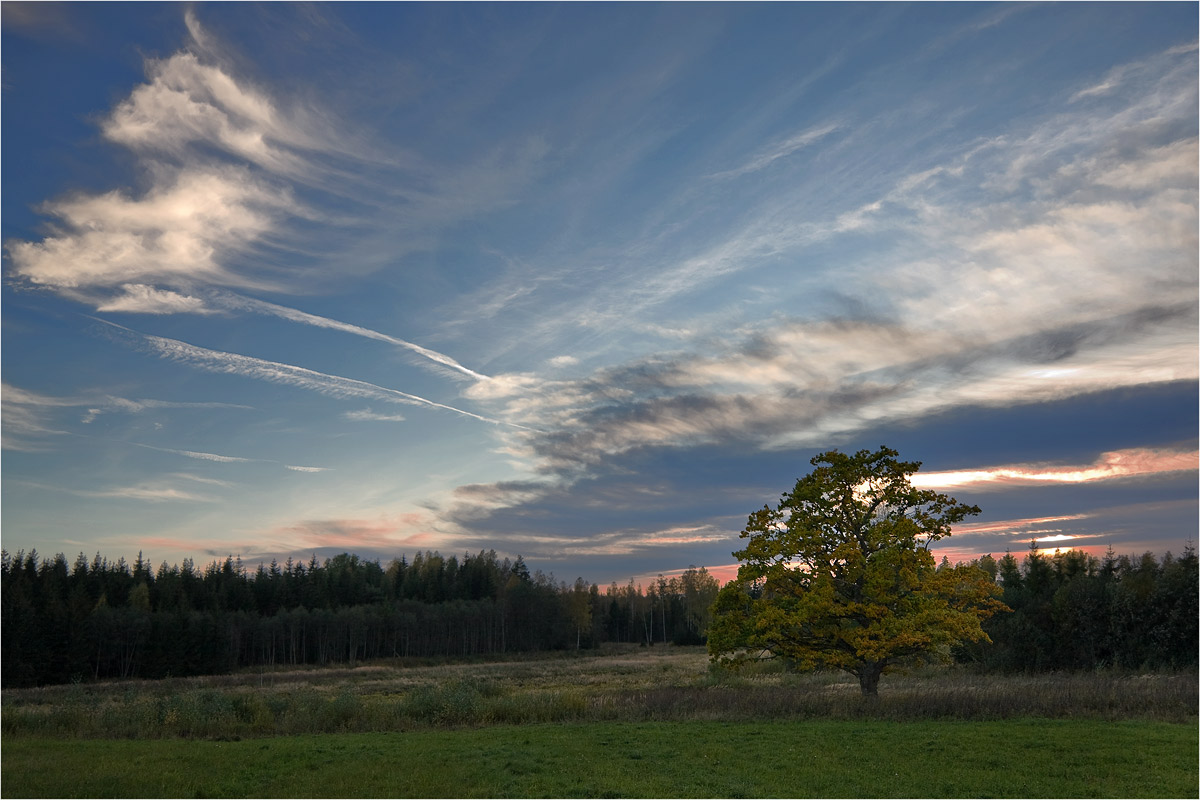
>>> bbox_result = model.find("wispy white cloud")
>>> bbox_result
[88,483,217,503]
[1,384,74,449]
[4,12,360,310]
[343,409,407,423]
[535,40,1190,372]
[131,443,255,463]
[708,121,841,179]
[6,166,295,296]
[99,396,253,415]
[166,473,235,488]
[130,442,331,474]
[1070,74,1124,103]
[917,3,1036,60]
[1,384,78,409]
[103,11,342,179]
[17,473,230,504]
[1067,41,1196,103]
[459,40,1197,478]
[2,383,252,446]
[96,284,214,315]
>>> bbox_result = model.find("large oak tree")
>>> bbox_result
[708,446,1006,696]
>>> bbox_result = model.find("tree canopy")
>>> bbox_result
[708,446,1006,696]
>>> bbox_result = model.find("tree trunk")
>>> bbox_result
[858,661,884,697]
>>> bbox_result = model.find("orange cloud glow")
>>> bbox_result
[911,447,1197,491]
[629,562,741,588]
[931,542,1114,565]
[953,513,1093,536]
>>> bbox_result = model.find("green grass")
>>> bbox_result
[3,719,1196,798]
[3,649,1196,797]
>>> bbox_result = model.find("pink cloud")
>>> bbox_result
[268,512,437,553]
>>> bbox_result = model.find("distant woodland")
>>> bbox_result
[1,549,719,688]
[2,545,1195,688]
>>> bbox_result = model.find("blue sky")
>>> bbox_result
[3,2,1196,585]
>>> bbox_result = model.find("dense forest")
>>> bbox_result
[966,545,1198,672]
[0,549,720,688]
[2,544,1196,688]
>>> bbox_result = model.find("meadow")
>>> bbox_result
[3,646,1197,797]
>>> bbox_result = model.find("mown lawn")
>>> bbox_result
[3,718,1196,798]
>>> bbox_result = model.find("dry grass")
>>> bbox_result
[2,645,1194,740]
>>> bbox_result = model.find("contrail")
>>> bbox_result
[91,317,530,430]
[130,443,329,472]
[131,443,254,463]
[210,292,490,381]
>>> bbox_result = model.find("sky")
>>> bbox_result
[2,2,1197,586]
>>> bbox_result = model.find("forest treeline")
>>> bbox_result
[0,549,720,688]
[966,546,1198,672]
[2,544,1196,688]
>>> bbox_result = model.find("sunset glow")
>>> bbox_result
[911,448,1198,491]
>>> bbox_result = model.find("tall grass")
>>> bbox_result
[2,647,1194,740]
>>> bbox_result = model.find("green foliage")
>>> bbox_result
[709,447,1006,695]
[3,719,1196,798]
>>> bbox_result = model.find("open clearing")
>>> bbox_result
[3,647,1196,798]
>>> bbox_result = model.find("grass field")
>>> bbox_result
[3,647,1197,797]
[4,719,1196,798]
